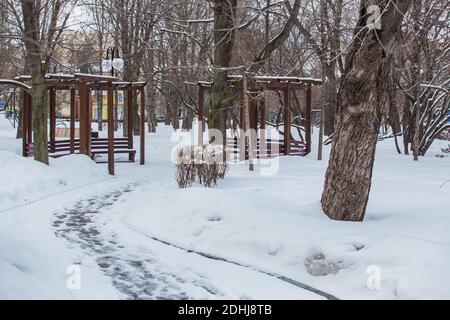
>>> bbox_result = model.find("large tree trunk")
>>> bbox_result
[31,74,49,164]
[208,0,237,145]
[21,0,49,165]
[321,0,412,221]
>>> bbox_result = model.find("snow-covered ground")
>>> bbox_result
[0,115,449,299]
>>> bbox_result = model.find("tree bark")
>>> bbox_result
[208,0,237,145]
[20,0,49,164]
[321,0,412,221]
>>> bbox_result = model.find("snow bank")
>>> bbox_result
[116,127,450,299]
[0,151,108,211]
[0,115,117,299]
[0,150,118,299]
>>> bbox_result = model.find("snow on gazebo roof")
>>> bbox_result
[198,75,322,87]
[197,75,322,91]
[0,79,32,91]
[12,73,146,89]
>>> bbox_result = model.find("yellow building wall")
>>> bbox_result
[56,91,124,120]
[92,92,124,120]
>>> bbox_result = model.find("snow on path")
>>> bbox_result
[54,181,189,299]
[52,180,330,300]
[0,177,123,299]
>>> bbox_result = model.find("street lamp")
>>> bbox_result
[102,47,124,76]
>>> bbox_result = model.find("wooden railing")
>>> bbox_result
[226,137,307,159]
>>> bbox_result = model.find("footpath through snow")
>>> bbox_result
[1,117,449,299]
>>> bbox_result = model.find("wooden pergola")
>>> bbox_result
[197,75,321,156]
[14,73,146,175]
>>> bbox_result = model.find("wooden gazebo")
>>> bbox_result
[15,73,146,175]
[197,75,321,157]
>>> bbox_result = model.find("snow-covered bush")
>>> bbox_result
[175,146,198,188]
[175,145,229,188]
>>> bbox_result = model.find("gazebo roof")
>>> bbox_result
[198,75,322,90]
[0,79,32,92]
[14,73,146,90]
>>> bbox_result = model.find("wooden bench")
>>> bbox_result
[55,127,79,138]
[90,149,136,162]
[227,137,307,158]
[27,137,136,162]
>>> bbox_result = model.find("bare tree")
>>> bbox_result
[321,0,413,221]
[398,0,449,157]
[208,0,237,145]
[20,0,75,164]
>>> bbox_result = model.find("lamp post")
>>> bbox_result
[102,47,124,76]
[102,47,124,131]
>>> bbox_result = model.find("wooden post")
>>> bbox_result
[79,85,88,155]
[87,88,92,155]
[249,95,258,159]
[107,85,114,175]
[140,87,145,165]
[22,90,28,157]
[305,84,312,154]
[259,94,266,158]
[75,95,80,121]
[243,73,254,171]
[259,95,266,131]
[26,92,32,148]
[284,85,291,155]
[239,93,247,161]
[70,88,76,154]
[49,87,56,153]
[198,86,204,146]
[249,95,257,131]
[127,86,133,149]
[239,94,245,130]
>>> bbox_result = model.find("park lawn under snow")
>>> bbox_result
[0,115,449,299]
[118,127,450,299]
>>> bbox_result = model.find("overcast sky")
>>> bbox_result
[67,4,90,31]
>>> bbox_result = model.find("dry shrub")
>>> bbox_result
[175,145,229,188]
[175,146,197,188]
